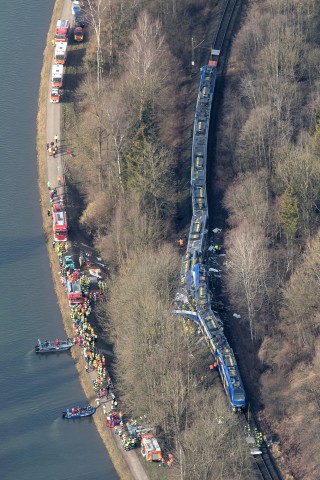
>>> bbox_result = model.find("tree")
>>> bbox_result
[103,244,255,479]
[122,11,173,120]
[82,0,107,90]
[274,136,320,236]
[282,231,320,348]
[223,169,270,230]
[236,106,274,172]
[278,185,299,240]
[225,220,270,341]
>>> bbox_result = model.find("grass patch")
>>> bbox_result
[137,455,169,480]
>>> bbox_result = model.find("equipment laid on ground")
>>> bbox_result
[141,434,162,462]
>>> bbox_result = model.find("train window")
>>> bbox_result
[224,355,234,367]
[233,389,245,402]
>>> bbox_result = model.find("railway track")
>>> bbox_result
[240,411,283,480]
[255,453,282,480]
[207,2,285,479]
[212,0,239,53]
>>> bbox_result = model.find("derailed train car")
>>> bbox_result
[176,59,246,411]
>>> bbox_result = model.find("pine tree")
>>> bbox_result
[278,186,299,239]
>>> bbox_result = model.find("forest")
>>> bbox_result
[216,1,320,478]
[62,0,320,479]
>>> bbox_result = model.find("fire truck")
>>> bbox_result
[54,42,68,65]
[52,205,68,241]
[140,434,162,462]
[55,19,70,43]
[50,87,61,103]
[52,64,64,87]
[67,280,83,306]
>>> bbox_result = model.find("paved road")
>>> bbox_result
[45,1,69,194]
[44,2,149,479]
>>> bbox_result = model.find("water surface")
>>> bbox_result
[0,2,118,479]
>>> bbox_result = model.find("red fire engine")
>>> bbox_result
[141,434,162,462]
[55,19,70,43]
[67,280,83,306]
[52,204,68,242]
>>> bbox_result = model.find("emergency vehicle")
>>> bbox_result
[63,256,75,272]
[74,26,84,42]
[88,277,104,298]
[72,1,81,16]
[50,87,61,103]
[55,19,70,43]
[67,280,83,306]
[53,205,68,241]
[52,64,64,88]
[54,42,68,65]
[140,434,162,462]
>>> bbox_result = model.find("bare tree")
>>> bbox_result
[225,220,270,340]
[83,0,107,90]
[224,169,270,230]
[123,11,173,120]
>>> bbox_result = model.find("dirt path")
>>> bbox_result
[44,2,149,479]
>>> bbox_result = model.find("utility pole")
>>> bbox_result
[191,38,205,67]
[191,37,195,66]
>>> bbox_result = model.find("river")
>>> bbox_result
[0,1,118,479]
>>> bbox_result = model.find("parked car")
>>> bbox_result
[72,1,81,15]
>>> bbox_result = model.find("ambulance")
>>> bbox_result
[52,64,64,88]
[54,42,68,65]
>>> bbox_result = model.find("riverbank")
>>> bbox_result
[36,2,138,479]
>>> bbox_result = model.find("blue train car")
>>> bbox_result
[216,346,246,411]
[175,58,247,412]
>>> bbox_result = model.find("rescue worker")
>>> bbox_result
[54,134,58,144]
[214,244,220,253]
[51,39,55,47]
